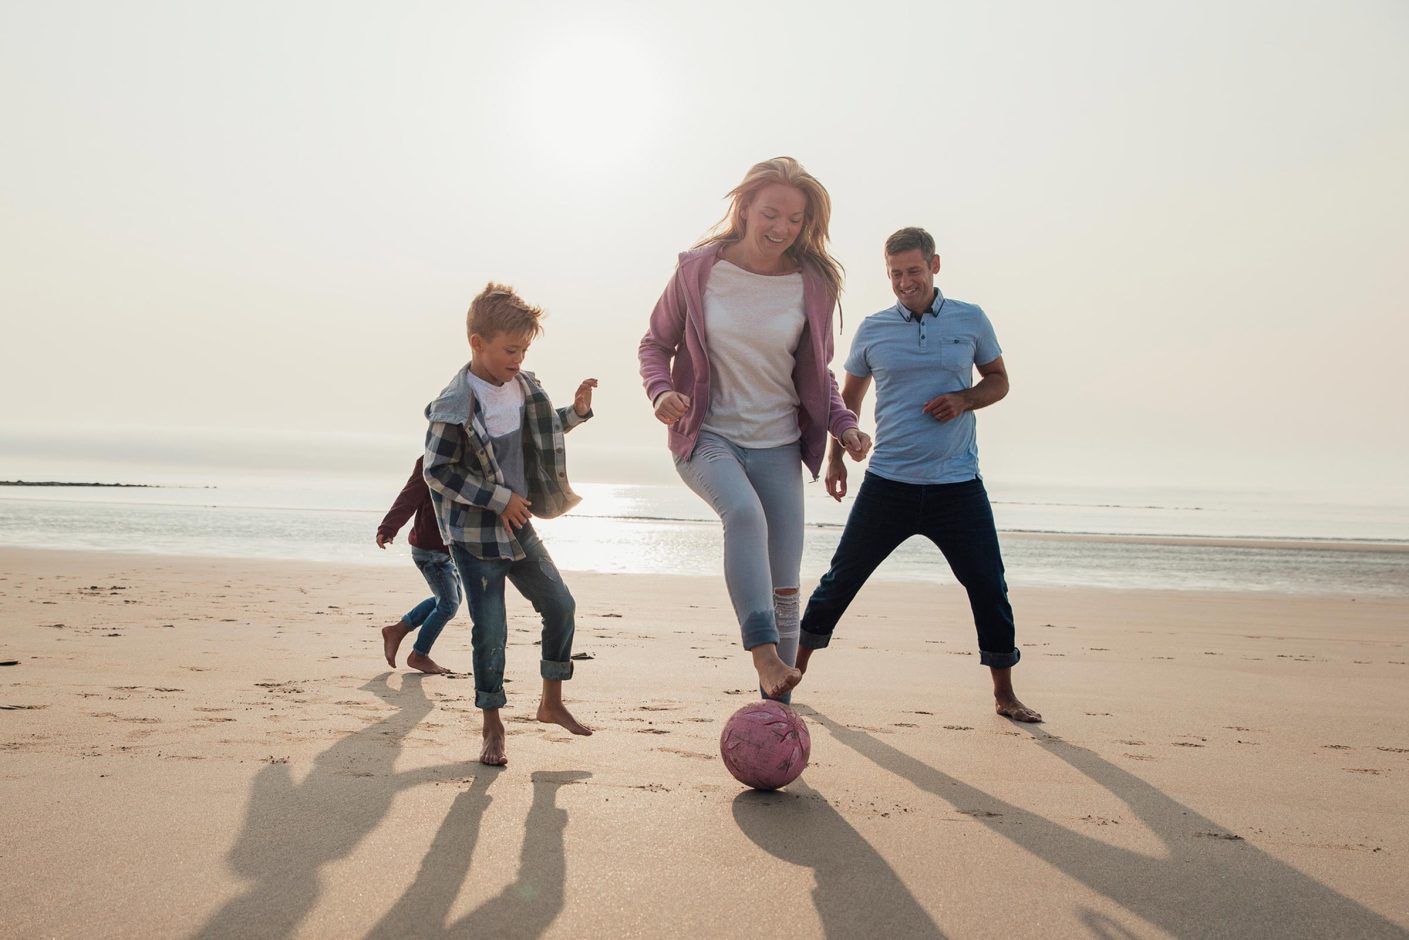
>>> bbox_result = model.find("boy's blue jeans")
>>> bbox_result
[801,473,1021,669]
[449,525,576,710]
[405,547,462,657]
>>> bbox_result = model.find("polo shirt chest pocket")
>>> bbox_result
[937,336,975,375]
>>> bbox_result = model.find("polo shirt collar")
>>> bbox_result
[897,288,945,322]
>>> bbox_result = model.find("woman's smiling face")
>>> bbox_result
[740,183,808,261]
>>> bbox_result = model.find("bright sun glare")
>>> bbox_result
[514,31,668,175]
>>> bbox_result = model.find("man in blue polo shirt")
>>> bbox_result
[798,226,1041,722]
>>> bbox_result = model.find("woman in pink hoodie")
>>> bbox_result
[638,157,871,701]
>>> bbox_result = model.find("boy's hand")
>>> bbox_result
[574,378,598,417]
[502,493,533,531]
[653,391,691,425]
[376,532,392,549]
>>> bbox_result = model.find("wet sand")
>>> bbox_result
[1,547,1406,938]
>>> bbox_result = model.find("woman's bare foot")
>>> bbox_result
[480,711,508,766]
[996,697,1043,723]
[405,651,450,675]
[538,679,592,735]
[381,621,412,667]
[794,647,814,676]
[537,701,593,735]
[752,643,802,699]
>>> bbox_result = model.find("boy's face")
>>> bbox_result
[469,331,532,385]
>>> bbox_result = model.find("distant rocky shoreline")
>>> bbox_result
[0,481,159,488]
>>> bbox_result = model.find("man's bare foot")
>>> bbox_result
[480,713,508,766]
[381,621,412,668]
[537,700,593,735]
[795,646,814,676]
[752,644,802,699]
[406,650,450,675]
[996,697,1043,723]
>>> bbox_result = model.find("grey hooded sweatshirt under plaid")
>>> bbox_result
[423,366,590,561]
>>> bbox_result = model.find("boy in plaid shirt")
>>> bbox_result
[423,282,598,766]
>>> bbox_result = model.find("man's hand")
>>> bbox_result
[840,428,871,461]
[653,391,691,426]
[573,378,598,417]
[501,493,533,531]
[922,392,969,423]
[376,532,392,549]
[825,458,849,502]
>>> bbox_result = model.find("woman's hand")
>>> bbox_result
[840,428,871,461]
[653,391,691,426]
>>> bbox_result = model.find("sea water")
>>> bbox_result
[2,474,1407,597]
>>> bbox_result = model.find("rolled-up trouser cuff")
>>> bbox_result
[800,629,832,651]
[740,610,778,651]
[980,647,1021,669]
[475,689,507,710]
[541,659,574,681]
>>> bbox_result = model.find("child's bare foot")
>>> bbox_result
[752,644,802,699]
[996,696,1043,723]
[795,646,814,676]
[381,621,412,667]
[406,651,450,675]
[537,700,593,735]
[480,712,508,766]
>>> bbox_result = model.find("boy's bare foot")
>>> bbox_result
[996,697,1043,723]
[537,701,593,735]
[795,646,814,676]
[480,712,508,766]
[381,621,412,668]
[406,651,450,675]
[752,644,802,699]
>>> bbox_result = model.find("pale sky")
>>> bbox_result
[3,1,1406,499]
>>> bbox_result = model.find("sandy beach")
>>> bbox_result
[1,546,1406,938]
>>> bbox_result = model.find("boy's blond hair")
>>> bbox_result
[467,282,544,343]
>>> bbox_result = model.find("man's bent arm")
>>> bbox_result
[963,356,1009,411]
[828,373,872,464]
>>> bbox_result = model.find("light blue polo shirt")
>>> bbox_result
[844,288,1002,485]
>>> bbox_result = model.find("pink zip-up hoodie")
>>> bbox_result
[638,244,859,479]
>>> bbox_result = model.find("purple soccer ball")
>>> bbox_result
[719,701,811,791]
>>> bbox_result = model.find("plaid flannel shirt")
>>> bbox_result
[423,366,590,561]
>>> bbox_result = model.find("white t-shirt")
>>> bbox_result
[465,370,525,437]
[700,260,806,448]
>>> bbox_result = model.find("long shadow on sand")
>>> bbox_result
[732,782,946,938]
[804,708,1408,939]
[193,674,471,940]
[365,769,589,939]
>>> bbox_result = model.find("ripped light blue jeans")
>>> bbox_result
[449,524,575,711]
[674,431,804,670]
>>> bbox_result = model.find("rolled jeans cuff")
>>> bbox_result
[740,611,779,651]
[541,659,574,681]
[799,628,832,651]
[980,647,1021,669]
[475,689,507,710]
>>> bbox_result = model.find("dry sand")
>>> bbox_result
[1,547,1406,939]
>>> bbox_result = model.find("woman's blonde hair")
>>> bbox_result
[697,156,845,302]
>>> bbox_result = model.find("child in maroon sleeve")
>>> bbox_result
[376,456,461,674]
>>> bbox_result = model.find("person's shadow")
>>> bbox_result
[803,707,1408,939]
[366,769,591,939]
[193,674,471,940]
[732,780,947,938]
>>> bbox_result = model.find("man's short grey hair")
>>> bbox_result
[884,227,936,262]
